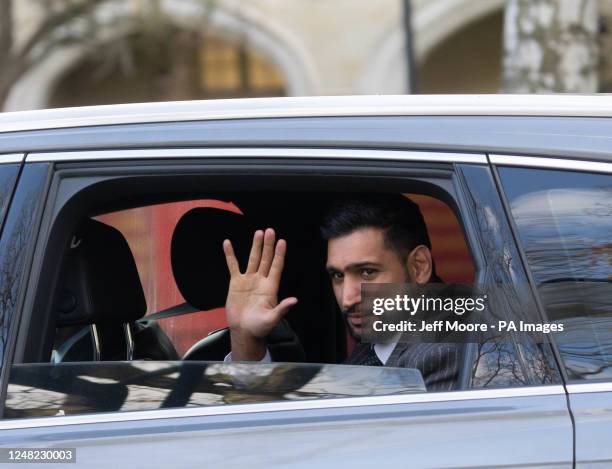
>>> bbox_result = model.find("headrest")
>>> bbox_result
[57,219,147,326]
[172,208,252,311]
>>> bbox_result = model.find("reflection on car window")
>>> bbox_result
[500,167,612,381]
[5,362,425,418]
[0,163,19,231]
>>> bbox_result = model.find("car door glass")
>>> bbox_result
[0,163,19,231]
[5,362,427,418]
[5,171,501,421]
[499,167,612,381]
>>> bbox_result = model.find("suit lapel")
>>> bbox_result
[344,343,371,365]
[386,341,413,367]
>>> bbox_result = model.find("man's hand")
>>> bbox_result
[223,228,297,361]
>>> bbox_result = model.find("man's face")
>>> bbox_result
[325,227,410,339]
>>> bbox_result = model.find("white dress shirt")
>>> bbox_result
[224,336,400,364]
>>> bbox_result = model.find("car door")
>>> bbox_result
[494,155,612,468]
[0,147,573,468]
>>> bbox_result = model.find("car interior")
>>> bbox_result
[49,191,346,365]
[15,170,477,393]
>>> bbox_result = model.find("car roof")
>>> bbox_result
[1,94,612,134]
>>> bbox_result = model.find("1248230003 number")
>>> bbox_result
[0,448,76,463]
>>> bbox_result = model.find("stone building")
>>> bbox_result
[4,0,608,111]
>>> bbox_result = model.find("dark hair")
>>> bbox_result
[320,193,432,263]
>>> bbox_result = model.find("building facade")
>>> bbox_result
[7,0,605,111]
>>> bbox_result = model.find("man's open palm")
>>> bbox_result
[223,228,297,341]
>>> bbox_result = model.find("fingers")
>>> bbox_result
[229,227,285,278]
[268,239,286,284]
[274,297,298,318]
[258,228,276,276]
[246,230,264,273]
[223,239,240,276]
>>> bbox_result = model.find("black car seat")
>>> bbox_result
[54,219,178,361]
[171,207,305,362]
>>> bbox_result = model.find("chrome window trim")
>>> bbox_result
[0,153,24,164]
[566,382,612,394]
[490,154,612,174]
[26,148,487,164]
[0,385,565,430]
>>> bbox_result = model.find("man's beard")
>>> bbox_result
[342,305,361,340]
[342,273,412,342]
[341,305,394,343]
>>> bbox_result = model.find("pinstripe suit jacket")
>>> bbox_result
[344,342,460,392]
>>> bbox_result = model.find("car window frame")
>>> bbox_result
[13,149,476,365]
[1,146,566,427]
[0,155,25,232]
[490,154,612,391]
[0,161,52,419]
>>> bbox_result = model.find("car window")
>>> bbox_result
[5,362,425,418]
[499,167,612,381]
[4,164,541,421]
[0,163,19,233]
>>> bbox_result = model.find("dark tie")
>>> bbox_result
[361,346,383,366]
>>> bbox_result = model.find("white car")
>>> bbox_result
[0,95,610,468]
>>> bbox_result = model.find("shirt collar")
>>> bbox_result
[373,334,401,365]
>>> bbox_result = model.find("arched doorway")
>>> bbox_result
[420,10,503,93]
[50,29,287,108]
[362,0,504,95]
[4,0,318,111]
